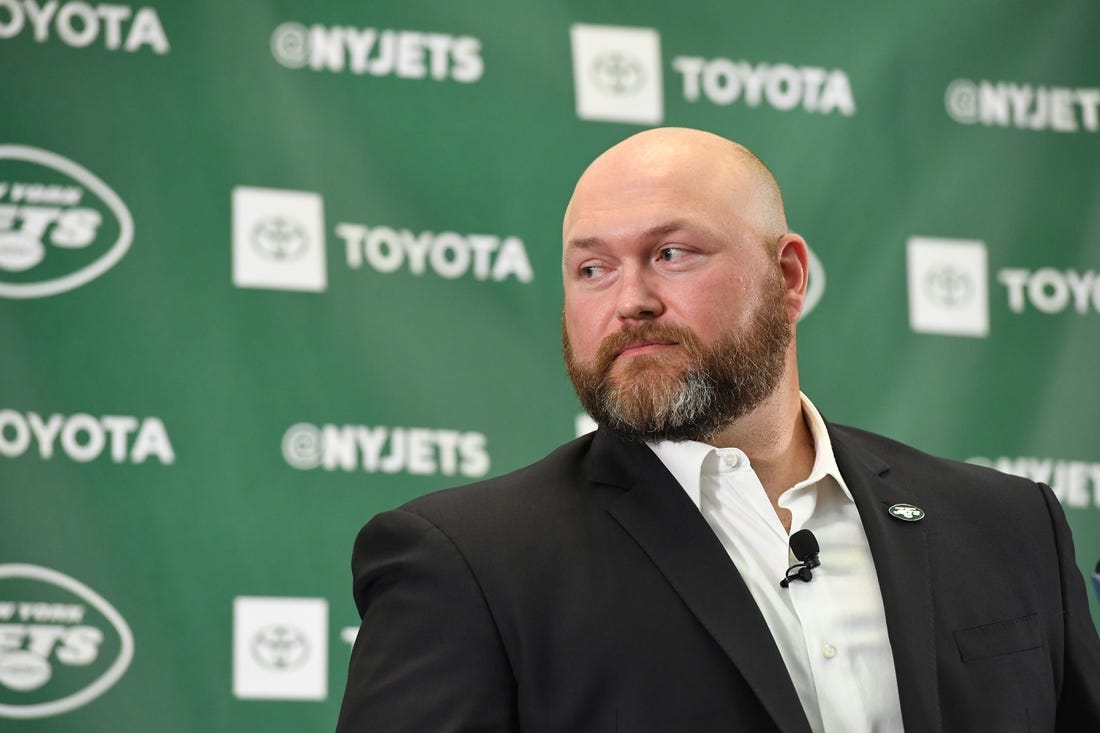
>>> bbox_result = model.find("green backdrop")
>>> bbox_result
[2,1,1098,729]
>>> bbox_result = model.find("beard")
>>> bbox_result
[563,271,791,443]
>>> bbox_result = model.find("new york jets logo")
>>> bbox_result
[888,503,925,522]
[0,146,134,298]
[0,564,133,719]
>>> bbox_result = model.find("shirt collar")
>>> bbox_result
[646,392,853,508]
[796,392,853,502]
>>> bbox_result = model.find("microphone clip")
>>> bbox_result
[779,528,822,589]
[779,556,820,588]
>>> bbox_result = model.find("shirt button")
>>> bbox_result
[722,453,741,468]
[822,643,837,659]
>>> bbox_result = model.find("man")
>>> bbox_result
[337,128,1100,732]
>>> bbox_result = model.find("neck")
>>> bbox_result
[709,377,815,522]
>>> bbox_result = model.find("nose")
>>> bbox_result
[615,265,664,321]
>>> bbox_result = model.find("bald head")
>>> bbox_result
[563,127,788,252]
[561,127,810,448]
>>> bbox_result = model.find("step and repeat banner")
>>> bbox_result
[2,1,1098,729]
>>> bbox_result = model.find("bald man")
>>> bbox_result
[337,128,1100,733]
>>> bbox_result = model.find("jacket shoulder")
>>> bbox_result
[395,431,601,527]
[827,421,1045,501]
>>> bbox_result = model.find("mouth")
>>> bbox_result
[616,340,678,358]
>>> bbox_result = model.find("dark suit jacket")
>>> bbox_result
[336,423,1100,732]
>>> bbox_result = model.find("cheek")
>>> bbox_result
[673,284,712,310]
[564,299,611,360]
[672,278,746,336]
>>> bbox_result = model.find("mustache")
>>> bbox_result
[594,323,703,372]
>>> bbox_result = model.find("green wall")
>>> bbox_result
[2,1,1098,728]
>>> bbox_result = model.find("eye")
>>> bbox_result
[658,246,687,262]
[580,264,606,279]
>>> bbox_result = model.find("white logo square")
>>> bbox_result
[570,24,663,124]
[232,187,327,292]
[232,596,328,700]
[906,236,989,337]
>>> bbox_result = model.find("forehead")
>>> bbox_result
[562,148,764,243]
[563,179,763,257]
[564,215,726,257]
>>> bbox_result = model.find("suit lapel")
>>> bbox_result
[590,430,813,733]
[828,424,943,733]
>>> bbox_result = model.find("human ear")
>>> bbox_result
[776,233,809,320]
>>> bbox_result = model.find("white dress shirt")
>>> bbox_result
[648,393,904,733]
